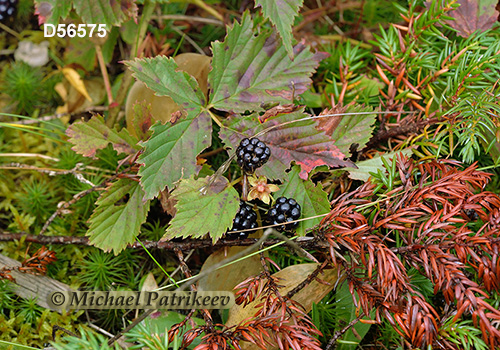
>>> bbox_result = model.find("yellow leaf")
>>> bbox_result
[227,263,340,327]
[54,82,68,101]
[141,272,159,292]
[56,105,68,115]
[62,67,92,102]
[198,246,263,293]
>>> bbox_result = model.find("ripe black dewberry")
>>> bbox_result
[0,0,17,22]
[226,201,257,239]
[267,197,301,233]
[236,137,271,173]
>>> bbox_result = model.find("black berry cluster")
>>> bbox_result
[236,137,271,173]
[0,0,16,22]
[226,201,257,239]
[267,197,301,233]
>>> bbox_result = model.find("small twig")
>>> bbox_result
[107,309,155,346]
[0,22,20,39]
[7,113,67,125]
[151,14,224,26]
[363,117,438,151]
[171,26,206,56]
[87,322,114,338]
[1,162,100,183]
[38,177,111,235]
[0,231,328,250]
[325,314,364,350]
[0,49,15,55]
[0,153,60,162]
[174,229,274,293]
[259,243,271,275]
[39,167,139,235]
[268,230,319,263]
[52,325,79,340]
[95,44,114,104]
[6,107,109,125]
[198,147,225,158]
[175,249,213,327]
[286,261,330,299]
[169,249,194,280]
[259,241,287,305]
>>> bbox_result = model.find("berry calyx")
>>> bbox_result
[267,197,301,233]
[236,137,271,173]
[226,201,258,239]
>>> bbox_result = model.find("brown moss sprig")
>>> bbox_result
[317,155,500,349]
[0,246,57,283]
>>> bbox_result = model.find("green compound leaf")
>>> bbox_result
[316,104,376,155]
[66,114,139,158]
[138,112,212,201]
[255,0,304,58]
[209,11,327,113]
[162,176,240,243]
[125,56,206,121]
[87,179,150,255]
[276,165,330,236]
[35,0,137,27]
[219,108,354,181]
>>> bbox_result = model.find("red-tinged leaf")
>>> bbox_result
[129,100,153,140]
[316,104,376,155]
[35,1,71,25]
[219,108,354,181]
[443,0,499,37]
[209,12,328,113]
[66,114,139,158]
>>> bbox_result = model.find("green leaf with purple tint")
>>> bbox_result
[255,0,304,58]
[125,56,206,121]
[275,165,330,236]
[75,0,137,27]
[87,179,150,255]
[162,175,239,242]
[209,11,328,113]
[137,112,212,201]
[35,0,137,27]
[219,108,355,181]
